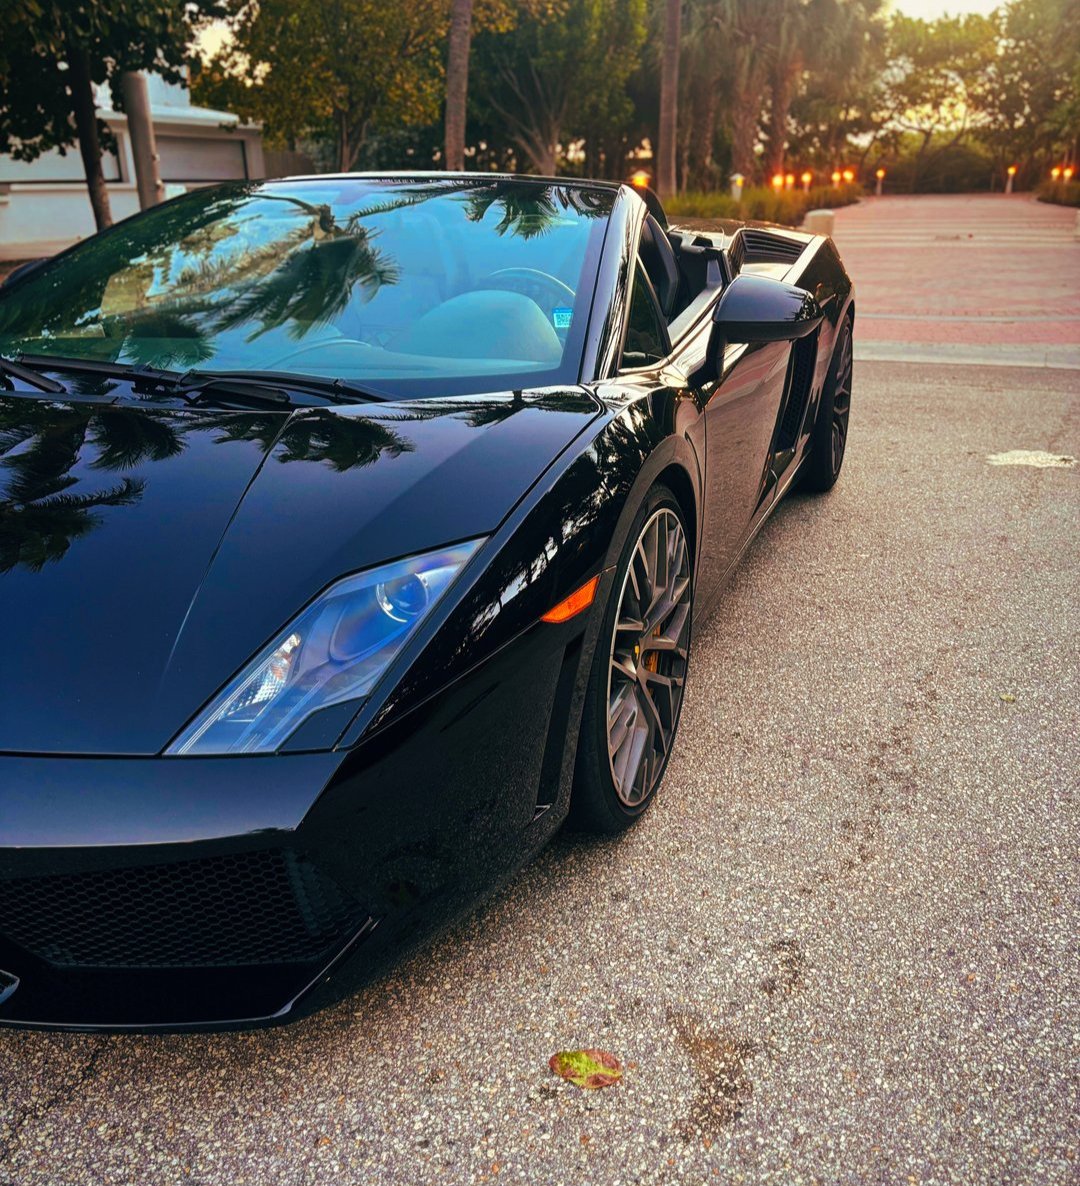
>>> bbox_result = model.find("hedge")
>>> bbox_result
[1036,181,1080,207]
[666,185,863,227]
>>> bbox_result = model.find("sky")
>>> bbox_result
[890,0,1000,16]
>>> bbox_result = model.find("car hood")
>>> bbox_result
[0,388,599,754]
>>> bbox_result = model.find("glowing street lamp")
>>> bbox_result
[1051,166,1061,180]
[1065,166,1076,181]
[831,169,842,185]
[630,169,651,189]
[1005,164,1017,195]
[875,167,885,197]
[730,172,745,201]
[784,172,795,190]
[842,168,855,184]
[771,173,785,191]
[801,170,813,192]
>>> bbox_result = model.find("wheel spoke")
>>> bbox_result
[605,506,692,809]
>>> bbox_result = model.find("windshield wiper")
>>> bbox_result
[12,355,392,406]
[193,370,394,404]
[0,354,66,394]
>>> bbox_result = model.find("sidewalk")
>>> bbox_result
[831,194,1080,369]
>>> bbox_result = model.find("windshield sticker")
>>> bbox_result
[552,307,573,330]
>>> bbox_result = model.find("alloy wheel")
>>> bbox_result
[831,326,853,476]
[606,507,691,808]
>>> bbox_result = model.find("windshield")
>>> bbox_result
[0,178,614,397]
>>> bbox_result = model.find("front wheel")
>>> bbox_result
[802,314,853,493]
[568,486,693,834]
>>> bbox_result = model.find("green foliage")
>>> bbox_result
[977,0,1080,183]
[470,0,647,175]
[1037,180,1080,206]
[0,0,225,161]
[193,0,448,171]
[870,135,995,193]
[667,184,862,226]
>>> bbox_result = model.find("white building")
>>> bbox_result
[0,75,264,260]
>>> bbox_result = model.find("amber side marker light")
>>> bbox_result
[541,575,600,623]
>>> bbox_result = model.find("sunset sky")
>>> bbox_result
[891,0,1000,15]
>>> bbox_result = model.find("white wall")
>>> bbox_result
[0,79,263,260]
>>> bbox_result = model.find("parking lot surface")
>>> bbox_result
[1,197,1078,1186]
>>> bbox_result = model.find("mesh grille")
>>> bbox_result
[0,849,364,968]
[777,337,817,450]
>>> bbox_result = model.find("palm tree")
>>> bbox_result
[657,0,683,198]
[445,0,474,171]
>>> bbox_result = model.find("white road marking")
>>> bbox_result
[985,449,1077,468]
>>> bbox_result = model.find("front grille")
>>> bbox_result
[0,849,365,968]
[740,230,805,265]
[777,336,817,450]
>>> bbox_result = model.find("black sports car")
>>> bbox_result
[0,173,853,1030]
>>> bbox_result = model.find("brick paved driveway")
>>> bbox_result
[833,194,1080,368]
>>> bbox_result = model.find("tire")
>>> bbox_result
[568,484,693,834]
[801,313,853,493]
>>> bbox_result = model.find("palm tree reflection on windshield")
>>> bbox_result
[95,194,406,363]
[459,181,609,240]
[208,194,403,341]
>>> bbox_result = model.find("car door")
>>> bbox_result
[689,330,793,612]
[607,222,793,617]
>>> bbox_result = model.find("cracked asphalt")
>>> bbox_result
[1,357,1077,1185]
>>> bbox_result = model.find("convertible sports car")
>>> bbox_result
[0,173,853,1030]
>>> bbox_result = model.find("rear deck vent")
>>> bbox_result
[739,230,805,265]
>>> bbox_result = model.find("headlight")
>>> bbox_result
[167,541,481,756]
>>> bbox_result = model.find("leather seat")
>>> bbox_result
[639,215,680,320]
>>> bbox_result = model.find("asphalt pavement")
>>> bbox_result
[1,199,1078,1186]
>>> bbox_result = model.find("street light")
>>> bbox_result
[785,172,795,190]
[831,169,842,185]
[801,170,813,192]
[842,168,855,184]
[730,172,745,201]
[1065,166,1076,182]
[1005,164,1017,195]
[875,167,885,197]
[771,173,785,191]
[1051,166,1061,180]
[630,169,650,189]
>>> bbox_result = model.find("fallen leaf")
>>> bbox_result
[548,1049,622,1089]
[999,693,1016,704]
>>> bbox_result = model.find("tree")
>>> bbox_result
[715,0,776,181]
[442,1,540,172]
[196,0,447,173]
[787,0,887,169]
[472,0,646,175]
[657,0,682,197]
[978,0,1080,183]
[0,1,224,231]
[874,13,998,190]
[444,0,475,170]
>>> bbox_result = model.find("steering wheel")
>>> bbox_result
[480,267,575,311]
[265,334,372,370]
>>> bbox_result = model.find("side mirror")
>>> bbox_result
[712,273,823,344]
[690,273,823,387]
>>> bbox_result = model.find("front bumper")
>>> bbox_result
[0,622,581,1030]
